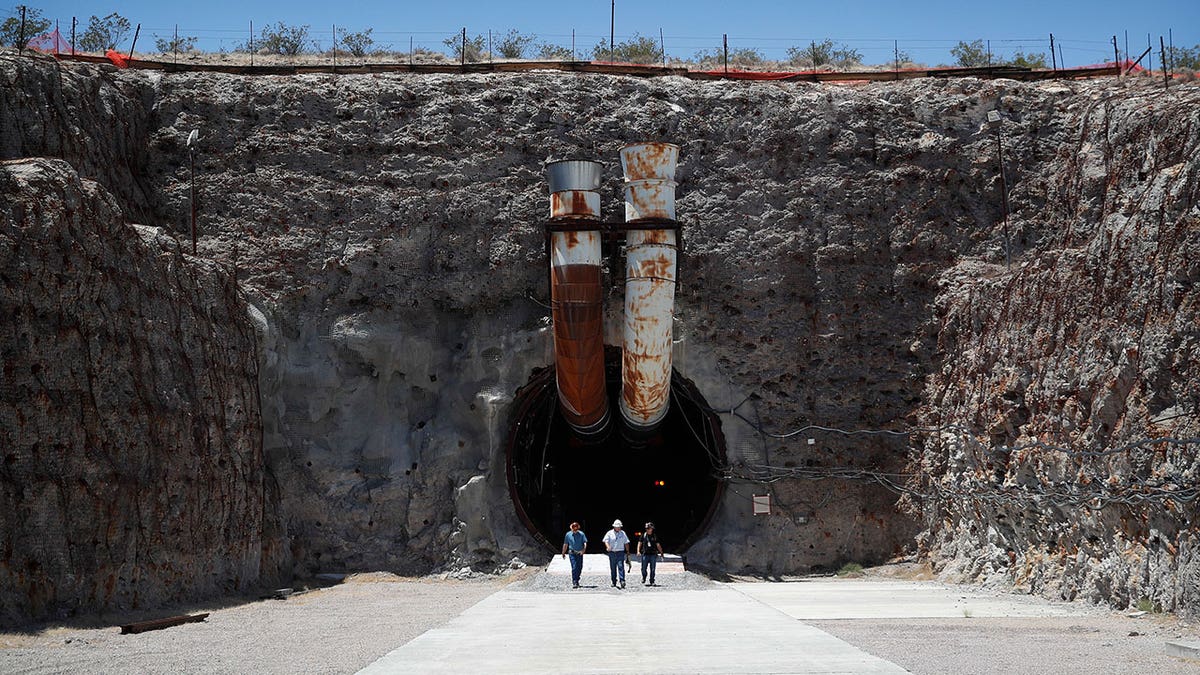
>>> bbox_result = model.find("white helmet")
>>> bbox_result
[612,519,623,527]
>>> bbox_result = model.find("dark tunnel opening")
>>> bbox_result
[506,347,726,553]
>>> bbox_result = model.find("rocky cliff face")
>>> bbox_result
[2,52,1197,619]
[0,157,285,626]
[912,90,1200,614]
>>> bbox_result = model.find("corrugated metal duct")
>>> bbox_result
[545,160,609,436]
[618,142,680,431]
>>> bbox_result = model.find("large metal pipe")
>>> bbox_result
[619,142,679,430]
[546,160,609,436]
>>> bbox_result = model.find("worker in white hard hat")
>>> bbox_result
[602,519,630,588]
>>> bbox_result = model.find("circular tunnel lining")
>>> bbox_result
[506,347,726,553]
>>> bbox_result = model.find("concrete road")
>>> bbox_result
[359,556,1104,674]
[359,583,905,674]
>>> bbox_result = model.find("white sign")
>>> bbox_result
[752,494,771,516]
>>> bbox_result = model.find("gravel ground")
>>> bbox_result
[811,614,1200,675]
[2,567,1197,674]
[0,572,516,675]
[510,567,716,594]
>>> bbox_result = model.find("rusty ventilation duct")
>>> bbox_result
[545,160,610,436]
[619,142,680,431]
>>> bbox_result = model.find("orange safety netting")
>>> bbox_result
[26,28,73,54]
[105,49,130,68]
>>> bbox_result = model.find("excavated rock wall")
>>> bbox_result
[0,158,286,626]
[913,90,1200,615]
[2,52,1198,616]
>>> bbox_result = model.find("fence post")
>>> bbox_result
[461,27,466,65]
[1169,29,1174,74]
[174,24,178,65]
[659,27,665,67]
[332,24,336,71]
[1050,33,1056,70]
[610,0,615,62]
[1161,36,1168,89]
[894,39,899,78]
[71,17,76,55]
[129,23,140,60]
[17,5,25,55]
[723,34,728,74]
[249,20,254,67]
[1112,36,1119,68]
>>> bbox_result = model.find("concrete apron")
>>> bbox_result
[545,552,687,580]
[360,558,905,674]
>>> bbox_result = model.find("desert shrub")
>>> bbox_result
[1,5,51,49]
[836,562,864,577]
[693,46,764,68]
[258,22,310,55]
[495,29,534,59]
[592,33,661,64]
[537,42,573,60]
[154,34,198,53]
[787,39,861,68]
[1008,50,1047,69]
[951,39,990,67]
[1165,44,1199,70]
[443,32,486,61]
[78,12,130,52]
[336,27,375,57]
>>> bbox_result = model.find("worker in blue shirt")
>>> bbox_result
[562,521,588,588]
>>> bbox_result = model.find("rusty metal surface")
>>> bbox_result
[619,143,680,429]
[550,190,601,220]
[551,259,609,433]
[620,143,679,182]
[623,179,677,221]
[546,162,609,435]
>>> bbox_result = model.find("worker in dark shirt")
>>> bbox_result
[638,522,664,586]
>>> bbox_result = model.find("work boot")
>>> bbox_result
[620,580,625,589]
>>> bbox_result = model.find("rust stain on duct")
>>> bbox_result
[546,161,608,435]
[550,262,608,431]
[621,143,678,181]
[550,190,602,220]
[619,143,680,430]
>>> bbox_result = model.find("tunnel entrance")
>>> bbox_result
[506,347,726,553]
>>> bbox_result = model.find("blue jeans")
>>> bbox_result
[608,551,626,584]
[568,552,584,585]
[641,554,657,583]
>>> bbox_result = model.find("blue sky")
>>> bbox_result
[9,0,1199,67]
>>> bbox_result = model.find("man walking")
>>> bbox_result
[561,521,587,588]
[602,519,630,588]
[638,522,664,586]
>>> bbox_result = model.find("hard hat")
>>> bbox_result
[612,519,623,527]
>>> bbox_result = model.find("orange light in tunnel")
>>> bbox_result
[654,480,666,487]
